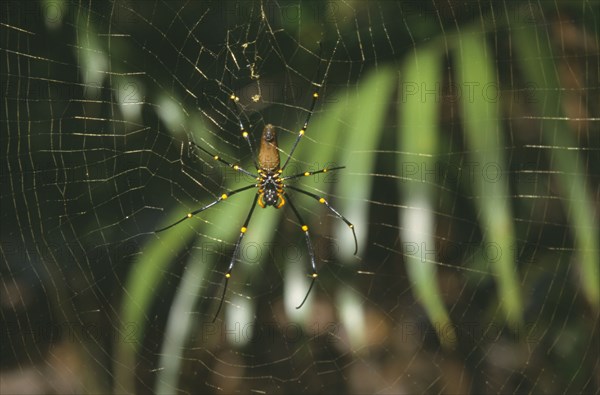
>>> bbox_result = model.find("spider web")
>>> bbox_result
[1,1,599,394]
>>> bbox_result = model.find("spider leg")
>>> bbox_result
[281,43,324,171]
[285,195,318,309]
[190,141,256,178]
[228,93,260,170]
[154,184,256,233]
[212,193,259,322]
[282,166,345,182]
[286,185,358,255]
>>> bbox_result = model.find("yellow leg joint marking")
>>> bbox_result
[221,193,228,200]
[319,198,326,204]
[299,129,305,136]
[258,196,265,208]
[225,273,231,278]
[233,165,239,170]
[241,226,247,233]
[301,225,308,232]
[242,131,248,138]
[187,213,193,218]
[312,273,318,278]
[304,172,310,176]
[313,92,319,98]
[323,168,328,172]
[213,155,219,160]
[349,224,354,228]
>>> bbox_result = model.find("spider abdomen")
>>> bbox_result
[258,124,280,171]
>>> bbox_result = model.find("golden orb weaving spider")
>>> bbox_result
[156,58,358,321]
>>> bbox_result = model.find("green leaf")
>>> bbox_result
[335,67,397,259]
[455,29,523,328]
[398,44,456,349]
[114,210,199,394]
[512,22,599,309]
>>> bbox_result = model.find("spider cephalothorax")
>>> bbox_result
[257,169,285,208]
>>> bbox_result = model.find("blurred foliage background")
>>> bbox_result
[1,1,598,394]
